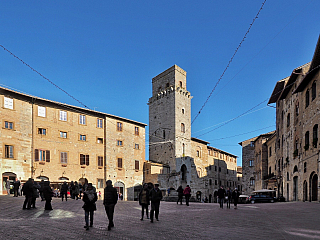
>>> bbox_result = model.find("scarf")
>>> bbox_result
[85,188,96,202]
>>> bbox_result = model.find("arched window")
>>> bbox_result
[250,178,255,186]
[312,81,316,101]
[305,131,310,150]
[306,89,310,108]
[287,172,289,181]
[293,165,298,173]
[313,124,318,148]
[181,123,185,133]
[179,81,183,88]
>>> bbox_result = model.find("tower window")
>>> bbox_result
[181,123,185,133]
[179,81,183,88]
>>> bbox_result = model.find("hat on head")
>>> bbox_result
[154,183,159,186]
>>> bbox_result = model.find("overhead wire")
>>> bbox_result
[191,0,267,125]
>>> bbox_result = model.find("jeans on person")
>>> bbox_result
[219,197,224,208]
[104,204,115,227]
[141,203,149,219]
[85,210,94,227]
[150,202,160,221]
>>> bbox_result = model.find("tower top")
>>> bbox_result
[152,65,186,82]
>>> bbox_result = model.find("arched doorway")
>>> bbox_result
[181,164,187,183]
[114,181,125,200]
[303,181,308,202]
[310,172,318,201]
[37,176,49,181]
[2,172,16,195]
[293,176,298,201]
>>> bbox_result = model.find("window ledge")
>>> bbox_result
[39,162,45,165]
[98,167,103,169]
[81,165,86,168]
[61,164,67,167]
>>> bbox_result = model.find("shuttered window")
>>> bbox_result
[80,154,89,166]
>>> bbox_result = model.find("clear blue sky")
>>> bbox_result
[1,1,319,166]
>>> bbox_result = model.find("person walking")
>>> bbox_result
[22,178,34,210]
[60,181,68,201]
[6,179,11,195]
[177,185,184,205]
[149,183,163,223]
[74,181,80,200]
[232,188,240,209]
[31,181,41,208]
[82,183,97,230]
[103,180,118,231]
[39,179,45,201]
[183,185,191,206]
[217,186,226,209]
[43,181,53,210]
[138,183,150,220]
[13,178,20,197]
[226,187,232,209]
[70,181,74,199]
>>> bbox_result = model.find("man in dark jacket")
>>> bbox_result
[103,180,118,231]
[39,180,45,201]
[149,183,162,223]
[13,178,20,197]
[217,186,226,209]
[22,178,34,210]
[232,188,240,209]
[60,181,68,201]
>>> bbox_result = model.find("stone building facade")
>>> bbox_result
[0,86,146,200]
[147,65,240,201]
[267,35,320,202]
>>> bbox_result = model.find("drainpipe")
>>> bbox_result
[104,118,107,188]
[31,99,34,179]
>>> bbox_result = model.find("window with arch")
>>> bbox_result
[304,162,307,173]
[287,172,289,181]
[250,178,255,186]
[305,131,310,150]
[305,89,310,108]
[179,81,183,88]
[182,108,185,114]
[287,113,290,128]
[181,123,185,133]
[295,101,299,116]
[313,124,318,148]
[182,143,185,157]
[312,81,316,101]
[293,165,298,173]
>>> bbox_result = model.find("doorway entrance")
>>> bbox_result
[293,176,298,201]
[310,172,318,201]
[114,181,125,200]
[2,172,16,195]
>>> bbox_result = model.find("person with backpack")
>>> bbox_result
[82,183,97,230]
[103,180,118,231]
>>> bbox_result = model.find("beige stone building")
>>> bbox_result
[0,86,146,200]
[147,65,240,201]
[267,35,320,201]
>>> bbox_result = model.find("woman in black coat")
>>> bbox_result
[42,181,53,210]
[138,183,150,220]
[82,183,97,230]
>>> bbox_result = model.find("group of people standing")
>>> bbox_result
[176,185,191,206]
[22,178,53,210]
[217,186,240,209]
[138,183,163,223]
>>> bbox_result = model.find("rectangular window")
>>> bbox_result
[4,97,13,109]
[215,180,217,185]
[97,118,103,128]
[38,106,46,117]
[80,154,89,166]
[117,158,123,168]
[35,149,50,162]
[97,179,104,189]
[117,140,123,146]
[59,110,67,121]
[135,143,140,149]
[117,122,123,131]
[80,135,86,141]
[135,160,139,171]
[135,126,139,136]
[4,121,13,130]
[79,115,86,125]
[60,131,67,138]
[5,145,14,158]
[249,160,254,167]
[38,128,46,135]
[97,138,103,144]
[98,156,103,167]
[60,152,68,164]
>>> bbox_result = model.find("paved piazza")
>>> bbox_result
[0,195,320,240]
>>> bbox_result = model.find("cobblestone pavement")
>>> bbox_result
[1,195,320,240]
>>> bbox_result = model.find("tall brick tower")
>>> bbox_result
[148,65,192,174]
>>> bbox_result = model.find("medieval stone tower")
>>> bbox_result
[148,65,192,176]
